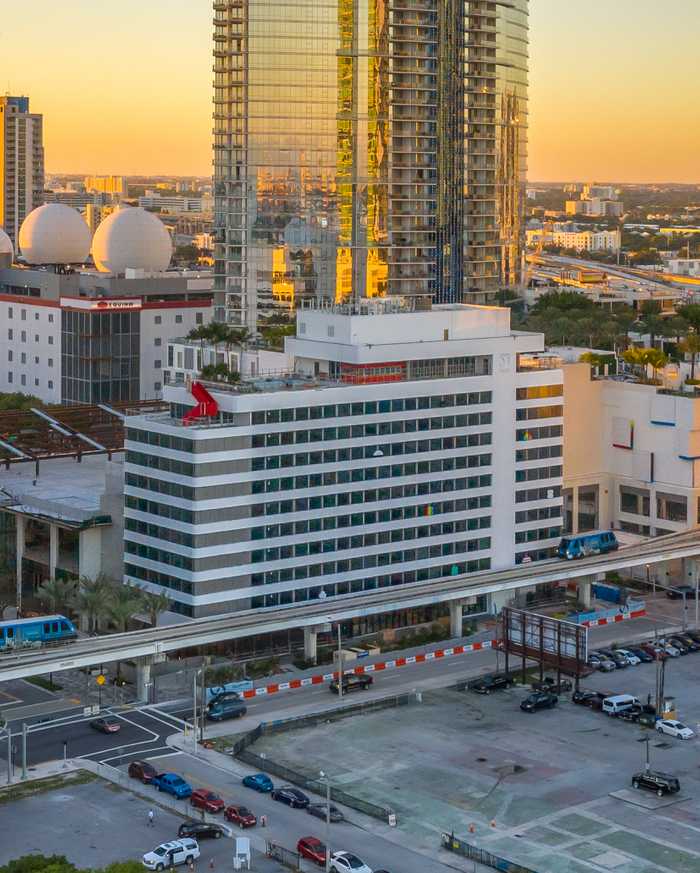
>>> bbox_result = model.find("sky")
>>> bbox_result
[1,0,698,182]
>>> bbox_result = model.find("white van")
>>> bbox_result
[602,694,640,716]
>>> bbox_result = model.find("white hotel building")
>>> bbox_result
[123,301,564,620]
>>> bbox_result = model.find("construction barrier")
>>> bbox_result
[240,639,498,700]
[441,832,540,873]
[581,605,646,628]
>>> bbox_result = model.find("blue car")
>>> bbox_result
[242,773,273,793]
[151,772,193,799]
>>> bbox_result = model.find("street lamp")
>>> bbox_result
[319,770,331,873]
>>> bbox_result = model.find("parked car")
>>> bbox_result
[532,677,572,694]
[613,649,641,665]
[271,786,310,808]
[297,836,327,867]
[151,773,193,799]
[329,674,373,694]
[598,649,628,669]
[177,821,226,840]
[658,641,681,658]
[671,634,700,652]
[330,851,373,873]
[666,585,697,599]
[128,760,157,783]
[639,642,666,660]
[142,839,200,871]
[602,694,640,717]
[520,692,557,713]
[307,802,344,823]
[224,804,257,828]
[618,706,643,723]
[242,773,273,793]
[89,717,121,734]
[589,653,616,672]
[468,674,514,694]
[684,630,700,644]
[627,646,654,663]
[207,698,247,722]
[572,690,597,706]
[190,788,225,813]
[631,770,680,797]
[656,719,695,740]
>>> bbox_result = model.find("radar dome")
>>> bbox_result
[92,206,172,274]
[19,204,91,264]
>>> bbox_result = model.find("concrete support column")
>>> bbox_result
[449,600,464,638]
[48,524,59,582]
[136,657,153,703]
[15,516,26,613]
[577,576,593,610]
[303,627,318,663]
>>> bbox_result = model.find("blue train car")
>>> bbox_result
[557,531,619,560]
[0,615,78,649]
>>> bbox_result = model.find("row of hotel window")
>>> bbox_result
[125,493,492,526]
[124,559,494,603]
[6,372,54,389]
[248,392,494,424]
[7,329,54,343]
[5,308,55,322]
[126,450,493,486]
[7,352,54,366]
[252,413,494,447]
[125,497,493,548]
[125,534,492,573]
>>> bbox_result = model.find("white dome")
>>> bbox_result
[0,228,13,259]
[92,207,172,274]
[19,204,91,264]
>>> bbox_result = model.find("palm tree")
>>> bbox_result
[36,577,77,615]
[137,587,171,627]
[679,333,700,382]
[622,346,646,377]
[644,347,668,383]
[108,585,143,634]
[71,573,113,633]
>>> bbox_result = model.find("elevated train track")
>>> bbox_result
[0,529,698,681]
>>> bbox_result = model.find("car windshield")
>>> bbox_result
[154,848,166,857]
[674,723,687,730]
[172,777,184,785]
[344,857,364,869]
[206,792,218,799]
[238,807,250,815]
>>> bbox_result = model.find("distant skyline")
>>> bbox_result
[2,0,699,182]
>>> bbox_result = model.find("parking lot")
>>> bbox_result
[251,649,700,873]
[0,773,288,871]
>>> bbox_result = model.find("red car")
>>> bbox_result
[190,789,225,813]
[128,760,157,784]
[297,837,327,867]
[224,804,257,828]
[640,642,666,660]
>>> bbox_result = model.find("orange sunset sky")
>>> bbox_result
[2,0,698,182]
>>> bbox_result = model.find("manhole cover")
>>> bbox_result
[476,757,487,762]
[512,764,526,774]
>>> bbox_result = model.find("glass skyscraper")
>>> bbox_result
[213,0,528,330]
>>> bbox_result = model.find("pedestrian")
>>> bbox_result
[260,813,267,828]
[148,808,155,827]
[209,860,215,871]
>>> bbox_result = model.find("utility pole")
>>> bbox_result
[200,670,206,744]
[5,729,11,785]
[321,771,331,873]
[337,624,343,701]
[21,723,27,781]
[192,672,198,754]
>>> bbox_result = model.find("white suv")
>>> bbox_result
[143,839,200,870]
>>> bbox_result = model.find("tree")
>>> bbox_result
[186,324,211,351]
[36,577,77,615]
[622,346,647,377]
[71,574,114,633]
[676,304,700,334]
[0,393,45,412]
[200,362,240,384]
[107,584,143,634]
[137,587,171,627]
[644,347,668,382]
[0,856,78,873]
[679,333,700,381]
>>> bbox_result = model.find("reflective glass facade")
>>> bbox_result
[213,0,528,329]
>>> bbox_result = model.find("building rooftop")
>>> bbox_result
[0,454,121,525]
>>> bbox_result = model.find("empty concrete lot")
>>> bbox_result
[253,655,700,873]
